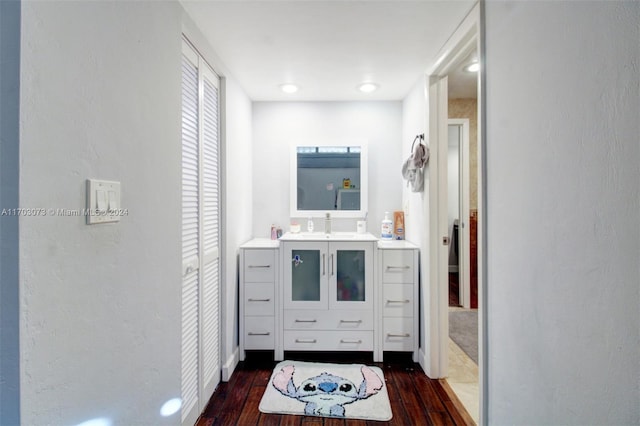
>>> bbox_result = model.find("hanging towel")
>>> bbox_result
[402,137,429,192]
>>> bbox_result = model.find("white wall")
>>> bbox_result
[252,102,403,237]
[20,2,183,424]
[401,78,427,246]
[484,1,640,423]
[19,1,254,424]
[220,78,253,376]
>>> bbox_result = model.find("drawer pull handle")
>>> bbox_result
[330,254,334,276]
[340,339,362,344]
[248,265,271,269]
[387,299,410,304]
[295,338,317,343]
[386,266,410,271]
[294,319,317,323]
[248,332,270,336]
[339,320,362,324]
[387,333,411,338]
[248,298,271,302]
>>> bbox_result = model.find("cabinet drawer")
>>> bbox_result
[382,284,413,317]
[283,330,373,351]
[383,317,414,351]
[244,283,274,316]
[284,309,373,331]
[244,316,275,349]
[244,249,275,282]
[382,250,414,283]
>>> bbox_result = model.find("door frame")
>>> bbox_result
[448,119,471,308]
[421,1,485,423]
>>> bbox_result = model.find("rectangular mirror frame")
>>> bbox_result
[290,140,368,219]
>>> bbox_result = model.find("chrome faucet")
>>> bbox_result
[324,212,331,234]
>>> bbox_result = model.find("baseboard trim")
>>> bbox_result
[418,348,429,377]
[222,347,239,382]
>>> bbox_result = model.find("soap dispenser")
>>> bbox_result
[381,212,393,240]
[325,212,332,234]
[307,217,314,233]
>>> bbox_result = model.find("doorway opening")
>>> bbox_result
[447,119,471,309]
[424,3,482,424]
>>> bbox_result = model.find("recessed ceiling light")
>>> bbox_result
[464,62,480,73]
[280,83,299,94]
[358,82,379,93]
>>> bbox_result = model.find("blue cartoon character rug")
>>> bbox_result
[259,360,392,421]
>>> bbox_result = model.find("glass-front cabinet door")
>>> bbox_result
[283,242,328,309]
[329,242,373,310]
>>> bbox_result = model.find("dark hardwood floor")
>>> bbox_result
[449,272,460,307]
[196,351,474,426]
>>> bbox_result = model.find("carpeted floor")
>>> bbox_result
[449,309,478,364]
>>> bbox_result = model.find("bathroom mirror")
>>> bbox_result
[290,142,368,218]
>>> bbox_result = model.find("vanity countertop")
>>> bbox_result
[279,231,378,242]
[240,238,280,249]
[241,234,419,247]
[377,239,419,249]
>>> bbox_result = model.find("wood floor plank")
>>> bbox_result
[280,414,303,426]
[280,415,302,426]
[257,413,283,426]
[428,410,456,426]
[388,365,432,425]
[382,366,411,426]
[198,353,468,426]
[438,380,476,426]
[324,417,346,426]
[236,386,263,425]
[213,368,255,425]
[300,415,323,425]
[411,368,448,413]
[444,400,473,426]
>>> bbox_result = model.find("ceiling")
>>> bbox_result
[181,1,477,101]
[448,49,479,99]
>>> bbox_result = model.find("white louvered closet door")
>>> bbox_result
[181,39,221,426]
[200,60,221,404]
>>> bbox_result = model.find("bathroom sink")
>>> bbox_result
[280,232,377,241]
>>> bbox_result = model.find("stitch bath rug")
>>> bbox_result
[259,360,392,421]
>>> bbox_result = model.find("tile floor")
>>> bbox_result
[447,337,479,424]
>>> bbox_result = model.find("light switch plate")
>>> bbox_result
[86,179,121,224]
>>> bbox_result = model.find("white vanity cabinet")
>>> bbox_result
[239,234,419,362]
[377,240,420,361]
[280,235,376,356]
[239,239,279,361]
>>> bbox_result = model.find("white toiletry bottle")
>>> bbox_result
[381,212,393,240]
[325,212,331,234]
[307,217,314,232]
